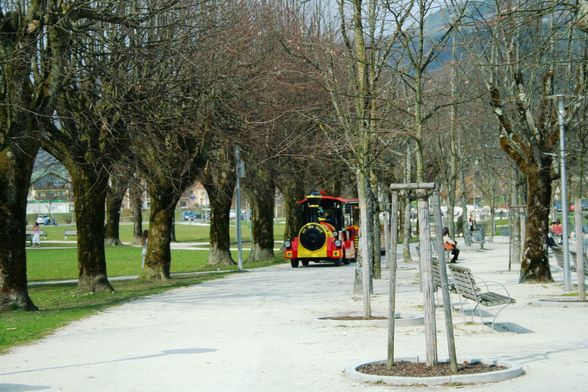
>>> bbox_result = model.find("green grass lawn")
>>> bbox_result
[30,221,286,244]
[26,245,284,281]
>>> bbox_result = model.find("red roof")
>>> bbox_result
[297,195,359,204]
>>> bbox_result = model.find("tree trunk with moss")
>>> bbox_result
[518,167,554,282]
[245,170,275,262]
[0,141,39,311]
[0,4,64,310]
[202,153,236,266]
[141,188,176,280]
[70,167,113,292]
[129,179,144,244]
[105,173,129,246]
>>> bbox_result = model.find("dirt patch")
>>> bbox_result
[358,360,505,377]
[320,316,387,320]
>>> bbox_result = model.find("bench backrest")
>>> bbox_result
[26,230,47,236]
[448,264,480,302]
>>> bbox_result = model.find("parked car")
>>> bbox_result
[36,215,56,225]
[181,210,201,221]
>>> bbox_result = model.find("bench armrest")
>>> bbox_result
[476,278,512,300]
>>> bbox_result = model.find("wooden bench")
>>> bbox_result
[470,227,486,249]
[64,230,78,240]
[552,247,574,271]
[555,247,588,279]
[448,264,515,326]
[431,259,456,293]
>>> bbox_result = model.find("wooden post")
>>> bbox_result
[432,192,458,372]
[417,192,438,366]
[390,182,438,366]
[574,199,586,301]
[387,192,399,368]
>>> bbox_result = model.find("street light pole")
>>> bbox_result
[235,146,244,271]
[555,95,572,291]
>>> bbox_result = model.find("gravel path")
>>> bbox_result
[1,240,587,391]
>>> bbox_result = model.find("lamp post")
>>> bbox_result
[548,94,572,291]
[235,146,245,271]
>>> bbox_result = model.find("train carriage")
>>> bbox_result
[283,193,359,268]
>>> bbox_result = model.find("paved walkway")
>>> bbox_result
[1,240,587,391]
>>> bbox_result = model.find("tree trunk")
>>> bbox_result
[245,171,275,262]
[141,190,176,280]
[202,167,236,266]
[370,183,382,279]
[0,143,39,311]
[281,178,305,241]
[104,175,129,246]
[70,168,113,292]
[129,180,144,244]
[510,176,522,267]
[576,0,588,33]
[519,168,554,282]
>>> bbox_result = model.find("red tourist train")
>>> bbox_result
[283,193,360,268]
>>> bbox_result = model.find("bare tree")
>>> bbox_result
[461,1,585,282]
[0,0,129,308]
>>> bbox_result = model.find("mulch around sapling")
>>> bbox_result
[358,360,506,377]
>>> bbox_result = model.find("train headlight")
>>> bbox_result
[334,239,342,247]
[284,240,291,249]
[332,231,338,238]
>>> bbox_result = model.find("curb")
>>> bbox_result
[533,297,588,307]
[344,357,524,386]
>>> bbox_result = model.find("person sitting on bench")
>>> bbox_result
[443,226,460,263]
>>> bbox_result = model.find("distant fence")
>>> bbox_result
[26,201,72,214]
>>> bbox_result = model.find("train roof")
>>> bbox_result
[297,195,359,204]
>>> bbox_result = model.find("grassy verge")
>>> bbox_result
[26,246,284,281]
[3,252,285,353]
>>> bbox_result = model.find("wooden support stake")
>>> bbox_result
[387,192,399,368]
[417,193,437,366]
[432,192,458,372]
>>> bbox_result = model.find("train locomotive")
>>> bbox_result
[283,193,359,268]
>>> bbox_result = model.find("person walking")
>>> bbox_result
[32,222,41,247]
[442,226,460,263]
